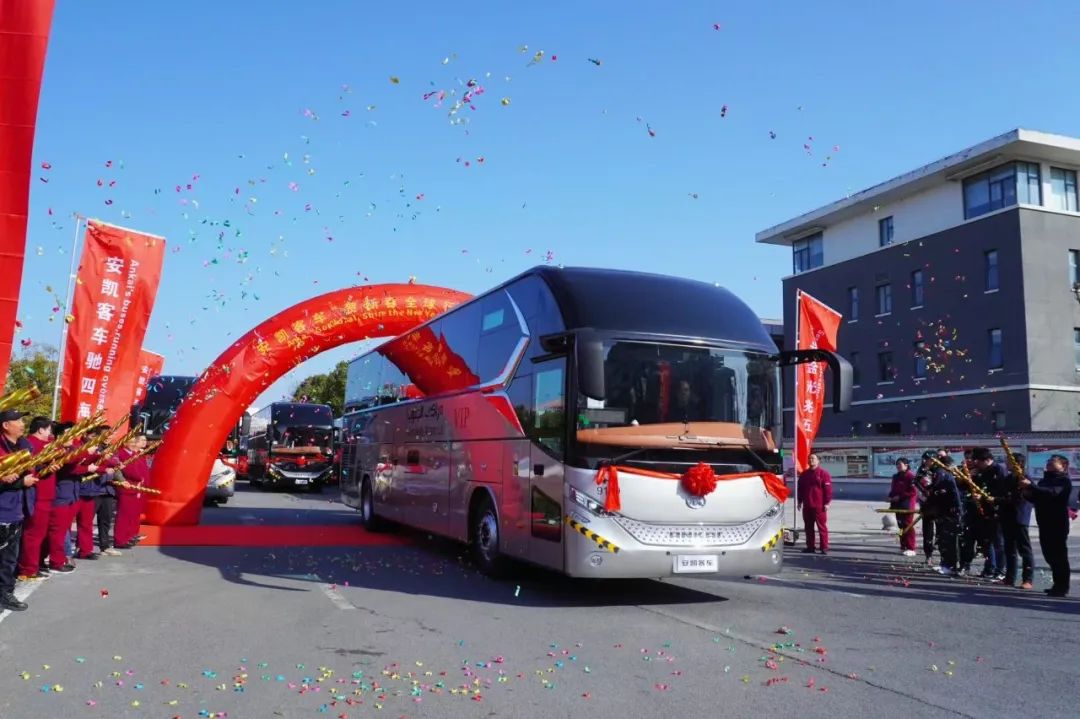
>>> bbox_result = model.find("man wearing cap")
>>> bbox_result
[0,410,41,611]
[16,417,57,581]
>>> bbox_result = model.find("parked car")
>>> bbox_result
[204,457,236,505]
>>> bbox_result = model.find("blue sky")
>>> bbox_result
[18,0,1080,409]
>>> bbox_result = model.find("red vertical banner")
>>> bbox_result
[130,349,166,408]
[0,0,56,391]
[60,220,166,424]
[794,290,842,475]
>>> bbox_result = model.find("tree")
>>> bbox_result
[4,344,59,418]
[292,360,348,416]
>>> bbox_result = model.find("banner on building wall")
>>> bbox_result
[814,447,870,479]
[793,290,842,475]
[1026,446,1080,480]
[130,349,165,409]
[59,221,166,423]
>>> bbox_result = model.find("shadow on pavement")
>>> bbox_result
[156,528,729,609]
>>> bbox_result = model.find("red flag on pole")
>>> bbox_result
[130,349,165,408]
[59,220,166,424]
[794,290,842,475]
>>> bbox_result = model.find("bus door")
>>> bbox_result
[527,358,567,571]
[400,441,450,535]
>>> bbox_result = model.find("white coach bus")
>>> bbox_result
[339,266,850,578]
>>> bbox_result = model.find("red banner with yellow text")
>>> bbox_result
[60,221,166,424]
[130,349,166,410]
[794,290,842,475]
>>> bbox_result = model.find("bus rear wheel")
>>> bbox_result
[470,495,509,577]
[360,477,385,532]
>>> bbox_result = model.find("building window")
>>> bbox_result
[910,269,924,307]
[991,411,1006,431]
[792,233,824,274]
[1074,328,1080,371]
[877,351,894,382]
[963,161,1041,219]
[850,351,861,386]
[988,328,1003,369]
[875,282,892,315]
[875,422,902,435]
[1072,250,1080,287]
[914,417,929,434]
[1050,167,1078,212]
[878,216,894,247]
[913,341,927,379]
[984,250,999,291]
[847,287,859,321]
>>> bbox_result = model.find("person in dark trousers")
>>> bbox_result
[928,453,964,575]
[15,417,56,581]
[0,410,41,611]
[1021,455,1073,597]
[970,447,1006,580]
[797,453,832,554]
[75,430,120,559]
[915,451,937,565]
[999,453,1034,589]
[888,458,918,555]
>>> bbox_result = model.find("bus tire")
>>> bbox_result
[470,494,509,577]
[360,477,386,532]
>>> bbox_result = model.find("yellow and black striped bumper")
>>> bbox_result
[565,516,620,554]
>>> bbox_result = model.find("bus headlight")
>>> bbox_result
[763,503,782,518]
[570,487,612,516]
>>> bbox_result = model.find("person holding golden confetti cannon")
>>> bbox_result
[997,444,1035,589]
[0,410,41,612]
[887,458,919,556]
[113,434,152,548]
[927,453,965,576]
[970,447,1007,580]
[75,425,122,559]
[45,422,96,573]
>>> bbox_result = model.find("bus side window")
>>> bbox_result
[533,362,566,460]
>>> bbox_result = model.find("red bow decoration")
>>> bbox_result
[595,464,621,513]
[681,462,719,497]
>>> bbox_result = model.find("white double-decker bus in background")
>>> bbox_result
[340,266,851,578]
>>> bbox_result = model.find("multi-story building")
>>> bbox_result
[757,129,1080,441]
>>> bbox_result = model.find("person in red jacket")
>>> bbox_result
[16,417,57,580]
[113,435,149,548]
[797,453,833,554]
[888,457,919,556]
[48,429,96,570]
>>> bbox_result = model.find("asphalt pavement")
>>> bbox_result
[0,484,1077,719]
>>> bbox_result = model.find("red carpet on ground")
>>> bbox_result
[136,524,408,547]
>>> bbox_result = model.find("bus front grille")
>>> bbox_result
[612,516,767,547]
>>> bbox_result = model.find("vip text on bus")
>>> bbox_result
[339,266,850,578]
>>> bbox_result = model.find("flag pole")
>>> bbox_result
[792,289,801,536]
[50,215,84,420]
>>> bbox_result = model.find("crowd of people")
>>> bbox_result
[0,410,152,612]
[797,448,1074,598]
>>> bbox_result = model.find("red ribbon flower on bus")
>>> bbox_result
[681,462,719,498]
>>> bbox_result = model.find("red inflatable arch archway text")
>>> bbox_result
[144,283,471,526]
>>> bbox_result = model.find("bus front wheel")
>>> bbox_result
[470,495,508,577]
[360,477,385,532]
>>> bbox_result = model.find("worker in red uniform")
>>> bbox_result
[48,426,96,570]
[15,417,56,580]
[797,453,833,554]
[888,457,919,556]
[113,434,149,548]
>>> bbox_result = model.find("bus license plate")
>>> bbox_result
[294,479,309,485]
[674,555,718,573]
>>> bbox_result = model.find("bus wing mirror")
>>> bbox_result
[576,334,606,401]
[241,413,251,435]
[776,349,852,413]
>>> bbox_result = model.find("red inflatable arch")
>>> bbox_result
[144,283,471,526]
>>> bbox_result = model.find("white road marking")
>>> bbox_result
[321,583,356,610]
[0,579,45,625]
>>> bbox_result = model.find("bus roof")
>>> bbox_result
[533,266,771,348]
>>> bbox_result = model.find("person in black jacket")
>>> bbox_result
[927,454,964,575]
[999,453,1035,589]
[970,447,1007,580]
[0,410,41,612]
[1021,454,1072,597]
[915,452,937,565]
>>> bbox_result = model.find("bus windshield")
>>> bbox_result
[271,405,334,452]
[575,341,779,451]
[137,376,196,438]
